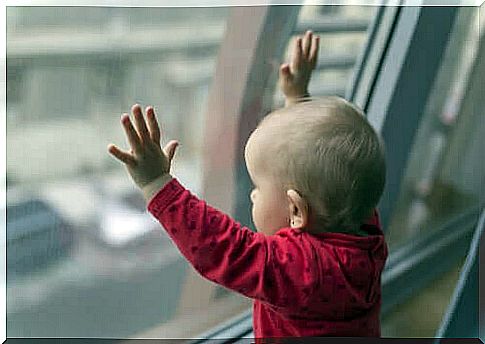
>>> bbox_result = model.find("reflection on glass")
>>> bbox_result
[7,6,228,338]
[386,8,483,249]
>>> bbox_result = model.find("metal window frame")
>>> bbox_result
[363,6,459,229]
[347,3,402,108]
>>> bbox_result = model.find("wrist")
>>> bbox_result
[142,173,174,203]
[285,92,311,107]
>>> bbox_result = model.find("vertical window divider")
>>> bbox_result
[174,5,301,321]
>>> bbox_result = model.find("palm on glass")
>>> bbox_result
[280,30,320,106]
[107,104,179,189]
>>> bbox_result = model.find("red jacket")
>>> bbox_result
[147,178,388,338]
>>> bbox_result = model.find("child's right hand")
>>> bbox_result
[107,104,179,193]
[279,31,319,106]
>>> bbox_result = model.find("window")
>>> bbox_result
[376,6,484,337]
[6,5,385,339]
[6,6,234,338]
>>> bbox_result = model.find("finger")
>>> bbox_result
[279,63,292,83]
[146,106,161,145]
[302,31,312,59]
[132,104,151,144]
[309,35,320,69]
[292,37,303,71]
[107,143,137,166]
[163,140,179,162]
[121,114,142,153]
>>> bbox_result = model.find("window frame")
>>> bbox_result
[363,6,459,229]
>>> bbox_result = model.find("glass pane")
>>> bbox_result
[6,6,230,338]
[381,259,465,337]
[386,8,484,249]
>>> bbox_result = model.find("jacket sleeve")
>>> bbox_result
[147,178,319,309]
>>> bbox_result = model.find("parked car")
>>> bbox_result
[6,198,74,276]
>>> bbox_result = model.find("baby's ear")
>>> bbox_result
[286,189,309,229]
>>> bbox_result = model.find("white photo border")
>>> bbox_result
[1,0,483,342]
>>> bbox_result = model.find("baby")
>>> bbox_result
[108,31,388,338]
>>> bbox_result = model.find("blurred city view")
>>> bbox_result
[6,5,378,338]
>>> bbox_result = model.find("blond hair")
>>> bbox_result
[256,97,386,232]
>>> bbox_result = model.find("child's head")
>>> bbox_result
[244,97,386,236]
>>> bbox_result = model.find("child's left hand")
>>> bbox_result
[280,30,319,106]
[107,104,179,190]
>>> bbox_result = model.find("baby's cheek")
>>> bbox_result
[252,202,268,233]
